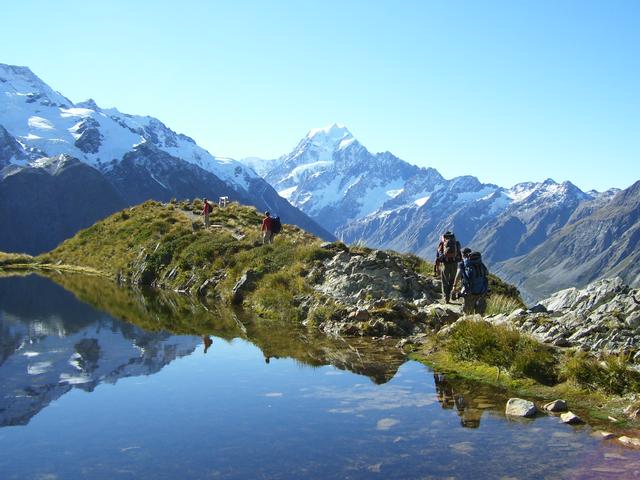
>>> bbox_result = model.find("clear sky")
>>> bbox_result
[1,0,639,191]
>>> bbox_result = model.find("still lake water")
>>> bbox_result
[1,274,640,479]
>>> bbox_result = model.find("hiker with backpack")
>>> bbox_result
[436,231,462,303]
[454,249,489,315]
[261,211,274,244]
[202,197,212,228]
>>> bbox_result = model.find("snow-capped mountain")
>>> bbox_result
[0,64,256,187]
[0,64,333,253]
[249,124,638,301]
[494,180,640,302]
[261,124,429,231]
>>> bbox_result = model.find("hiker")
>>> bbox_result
[203,336,213,354]
[452,247,473,300]
[202,197,212,228]
[435,231,462,303]
[454,250,489,315]
[261,211,274,244]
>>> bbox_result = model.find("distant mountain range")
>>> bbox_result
[0,63,333,254]
[243,124,638,302]
[1,63,637,302]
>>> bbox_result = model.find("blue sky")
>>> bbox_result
[1,0,639,191]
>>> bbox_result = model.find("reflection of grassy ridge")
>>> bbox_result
[47,272,242,338]
[47,271,406,384]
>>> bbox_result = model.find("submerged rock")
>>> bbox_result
[618,436,640,448]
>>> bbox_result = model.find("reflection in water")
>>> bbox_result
[0,273,405,427]
[2,273,640,479]
[0,275,200,427]
[434,372,482,428]
[203,335,213,353]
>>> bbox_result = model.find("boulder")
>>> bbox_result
[560,412,583,424]
[505,398,536,417]
[543,399,568,413]
[618,436,640,448]
[231,270,259,305]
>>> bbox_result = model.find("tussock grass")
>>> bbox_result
[446,319,557,384]
[561,351,640,395]
[485,294,523,316]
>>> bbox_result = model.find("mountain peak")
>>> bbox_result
[305,123,355,150]
[0,63,71,107]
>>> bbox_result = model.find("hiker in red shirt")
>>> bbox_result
[261,211,274,244]
[202,197,212,228]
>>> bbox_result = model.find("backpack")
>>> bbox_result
[271,216,282,234]
[462,252,488,295]
[440,234,460,263]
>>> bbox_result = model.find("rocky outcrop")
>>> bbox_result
[303,245,459,337]
[487,277,640,362]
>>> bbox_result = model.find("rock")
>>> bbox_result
[626,311,640,328]
[528,304,548,314]
[505,398,536,417]
[560,412,584,424]
[618,436,640,448]
[348,309,370,321]
[623,402,640,420]
[592,431,616,440]
[543,399,568,413]
[231,270,259,305]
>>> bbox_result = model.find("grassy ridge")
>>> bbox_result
[36,200,344,320]
[2,199,524,319]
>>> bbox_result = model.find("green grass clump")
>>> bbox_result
[485,294,523,316]
[561,351,640,395]
[446,319,557,384]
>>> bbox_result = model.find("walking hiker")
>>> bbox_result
[261,211,274,244]
[454,250,489,315]
[202,197,212,228]
[436,231,462,303]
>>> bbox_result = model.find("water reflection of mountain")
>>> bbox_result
[0,275,199,427]
[0,273,406,427]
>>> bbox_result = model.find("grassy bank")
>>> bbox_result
[410,318,640,430]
